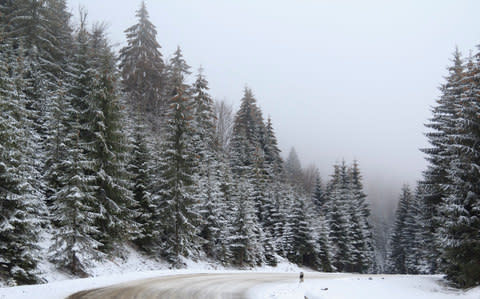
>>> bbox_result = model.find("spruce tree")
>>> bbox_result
[325,161,353,272]
[119,0,165,130]
[87,25,135,252]
[0,40,43,285]
[127,109,156,253]
[228,178,265,267]
[349,161,375,273]
[286,195,321,269]
[421,48,464,274]
[154,51,199,265]
[387,185,415,274]
[441,47,480,287]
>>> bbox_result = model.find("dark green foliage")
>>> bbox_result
[0,40,43,285]
[119,0,165,129]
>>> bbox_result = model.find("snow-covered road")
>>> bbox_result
[2,271,480,299]
[66,272,333,299]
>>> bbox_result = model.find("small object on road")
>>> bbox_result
[321,288,328,291]
[299,272,304,283]
[368,277,373,280]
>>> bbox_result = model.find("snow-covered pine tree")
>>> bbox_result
[228,87,273,265]
[349,161,376,273]
[263,117,283,179]
[127,108,157,254]
[229,87,266,175]
[154,49,200,266]
[87,25,135,253]
[48,17,104,276]
[2,0,74,209]
[119,0,166,131]
[0,39,44,285]
[189,69,230,262]
[441,47,480,288]
[325,161,353,272]
[421,48,464,274]
[228,178,265,267]
[387,184,415,274]
[48,104,103,277]
[310,176,333,272]
[403,185,427,274]
[285,194,321,269]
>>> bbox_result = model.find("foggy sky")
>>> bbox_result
[67,0,480,217]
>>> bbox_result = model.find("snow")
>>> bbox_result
[248,274,480,299]
[1,242,479,299]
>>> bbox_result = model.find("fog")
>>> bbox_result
[67,0,480,219]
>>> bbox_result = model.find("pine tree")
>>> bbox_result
[87,25,135,252]
[349,161,375,273]
[154,51,199,265]
[421,47,464,274]
[127,109,156,253]
[310,176,332,271]
[263,117,283,179]
[230,87,266,175]
[441,47,480,288]
[48,112,103,277]
[228,178,265,267]
[47,17,101,275]
[0,40,43,285]
[119,0,165,130]
[189,69,228,261]
[2,0,74,208]
[325,161,353,272]
[387,185,416,274]
[285,195,321,269]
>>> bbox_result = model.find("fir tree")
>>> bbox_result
[441,47,480,288]
[325,161,353,272]
[421,47,464,274]
[286,195,321,269]
[228,178,265,267]
[0,40,43,285]
[263,117,283,179]
[349,161,375,273]
[127,109,156,253]
[154,52,199,265]
[387,185,416,274]
[119,0,165,130]
[87,25,135,252]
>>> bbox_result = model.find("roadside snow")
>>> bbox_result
[2,239,478,299]
[0,245,305,299]
[248,274,480,299]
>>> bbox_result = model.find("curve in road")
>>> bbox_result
[67,272,341,299]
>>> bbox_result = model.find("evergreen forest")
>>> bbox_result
[0,0,478,289]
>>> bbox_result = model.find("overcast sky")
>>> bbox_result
[68,0,480,216]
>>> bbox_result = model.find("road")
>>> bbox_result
[66,272,340,299]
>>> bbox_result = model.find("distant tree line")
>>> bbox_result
[386,46,480,288]
[0,1,376,286]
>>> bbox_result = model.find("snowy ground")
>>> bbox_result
[248,274,480,299]
[2,272,480,299]
[1,243,479,299]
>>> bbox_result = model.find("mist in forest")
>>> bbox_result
[68,0,480,218]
